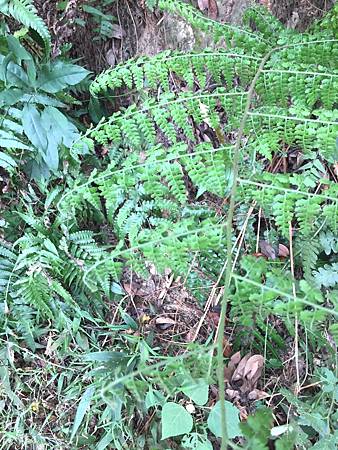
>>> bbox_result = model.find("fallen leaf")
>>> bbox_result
[248,389,269,400]
[110,24,124,40]
[155,317,176,330]
[243,355,264,383]
[232,353,251,381]
[123,282,142,296]
[208,311,220,327]
[259,240,277,259]
[226,389,239,400]
[278,243,290,258]
[208,0,218,19]
[224,367,234,383]
[230,351,241,366]
[223,338,232,358]
[197,0,209,10]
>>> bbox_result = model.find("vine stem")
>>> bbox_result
[217,47,277,450]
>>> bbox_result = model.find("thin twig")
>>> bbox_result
[289,221,300,394]
[217,47,279,449]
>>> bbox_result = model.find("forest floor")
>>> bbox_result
[1,1,337,449]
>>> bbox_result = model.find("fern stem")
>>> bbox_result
[217,48,277,450]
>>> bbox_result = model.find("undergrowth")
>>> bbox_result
[0,0,337,449]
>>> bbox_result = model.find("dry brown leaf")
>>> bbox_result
[208,0,218,19]
[259,240,277,259]
[197,0,209,10]
[226,389,239,400]
[232,353,251,381]
[155,317,176,325]
[230,351,241,366]
[243,355,264,382]
[123,282,142,296]
[278,244,290,258]
[224,351,241,382]
[223,338,232,358]
[248,389,269,400]
[224,367,234,383]
[155,317,176,330]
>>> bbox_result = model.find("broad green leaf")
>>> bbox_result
[21,93,66,107]
[161,402,193,440]
[6,35,36,83]
[0,55,29,87]
[71,386,95,440]
[22,104,47,150]
[0,151,17,170]
[2,118,23,134]
[37,61,91,93]
[41,106,79,147]
[0,88,24,107]
[181,378,209,406]
[39,106,80,169]
[0,130,30,150]
[207,400,242,439]
[195,442,213,450]
[145,388,166,409]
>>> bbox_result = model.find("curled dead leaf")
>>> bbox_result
[226,389,239,400]
[248,389,269,401]
[259,240,277,259]
[224,367,233,383]
[232,353,251,381]
[155,317,176,330]
[223,338,232,358]
[243,355,264,382]
[197,0,209,10]
[208,0,218,19]
[278,243,290,258]
[230,351,241,366]
[231,353,265,393]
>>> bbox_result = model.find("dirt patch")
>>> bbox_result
[269,0,336,30]
[35,0,336,73]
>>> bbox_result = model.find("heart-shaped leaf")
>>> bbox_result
[207,400,242,439]
[161,402,193,439]
[181,378,209,405]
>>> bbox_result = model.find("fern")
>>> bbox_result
[0,0,51,53]
[314,263,338,288]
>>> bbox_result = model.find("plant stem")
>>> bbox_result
[217,47,276,450]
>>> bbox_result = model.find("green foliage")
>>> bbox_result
[1,1,338,449]
[0,34,91,178]
[0,0,51,52]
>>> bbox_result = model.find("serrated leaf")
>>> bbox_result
[70,386,95,440]
[207,400,242,439]
[161,402,193,439]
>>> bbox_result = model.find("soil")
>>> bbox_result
[35,0,336,73]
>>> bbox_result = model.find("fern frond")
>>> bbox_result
[0,0,51,53]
